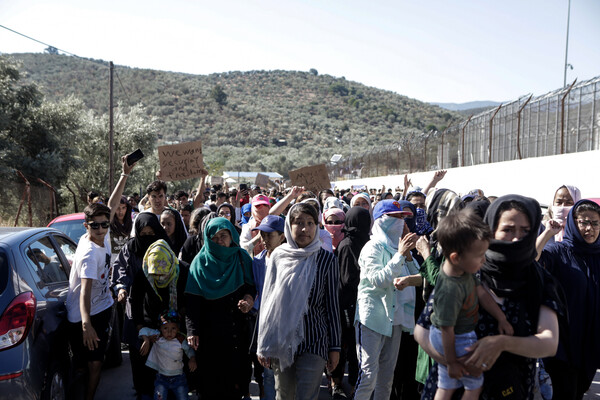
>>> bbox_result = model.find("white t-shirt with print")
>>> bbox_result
[66,233,114,323]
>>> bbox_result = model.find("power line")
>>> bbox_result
[1,24,138,104]
[0,24,80,58]
[114,69,133,105]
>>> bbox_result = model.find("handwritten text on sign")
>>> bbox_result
[158,140,204,181]
[288,164,331,192]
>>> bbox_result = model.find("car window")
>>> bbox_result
[50,219,86,244]
[54,235,76,275]
[0,250,7,294]
[26,237,69,284]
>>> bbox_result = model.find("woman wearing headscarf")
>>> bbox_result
[240,194,272,256]
[323,207,346,251]
[180,210,215,265]
[257,203,341,400]
[415,194,565,400]
[353,200,421,400]
[185,217,255,400]
[160,208,188,257]
[130,239,188,399]
[301,197,334,252]
[541,184,581,244]
[111,213,172,399]
[329,207,371,397]
[539,199,600,399]
[217,202,241,234]
[240,203,252,225]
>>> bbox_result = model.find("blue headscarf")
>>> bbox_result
[397,200,417,233]
[562,199,600,256]
[240,203,252,225]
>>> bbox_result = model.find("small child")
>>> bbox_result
[430,210,513,400]
[139,310,197,400]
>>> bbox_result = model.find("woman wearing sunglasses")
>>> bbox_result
[323,207,346,251]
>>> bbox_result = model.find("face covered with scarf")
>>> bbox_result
[323,207,346,250]
[550,185,581,242]
[142,239,179,310]
[129,213,171,258]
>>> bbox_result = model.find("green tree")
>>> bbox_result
[65,103,158,204]
[0,56,82,223]
[210,84,228,106]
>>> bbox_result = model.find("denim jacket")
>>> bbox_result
[354,240,420,337]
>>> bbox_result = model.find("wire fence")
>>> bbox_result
[329,75,600,180]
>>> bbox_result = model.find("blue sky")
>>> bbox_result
[1,0,599,103]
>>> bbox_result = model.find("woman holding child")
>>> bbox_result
[415,194,564,399]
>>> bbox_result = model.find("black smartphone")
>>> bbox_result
[126,149,144,166]
[239,183,248,191]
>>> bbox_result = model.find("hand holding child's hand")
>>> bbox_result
[448,361,467,379]
[188,357,197,372]
[497,318,514,336]
[140,336,151,356]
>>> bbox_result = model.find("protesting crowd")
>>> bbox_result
[65,154,600,400]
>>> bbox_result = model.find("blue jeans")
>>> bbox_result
[273,352,327,400]
[263,367,276,400]
[154,373,189,400]
[429,326,482,391]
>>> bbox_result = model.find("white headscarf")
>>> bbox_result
[371,214,405,253]
[257,203,321,371]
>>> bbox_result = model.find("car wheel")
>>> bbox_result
[42,362,66,400]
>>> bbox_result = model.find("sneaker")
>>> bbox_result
[331,385,347,399]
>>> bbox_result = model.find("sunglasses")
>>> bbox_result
[88,221,110,230]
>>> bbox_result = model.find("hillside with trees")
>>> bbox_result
[9,53,461,177]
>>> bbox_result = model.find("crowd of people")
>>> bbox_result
[65,155,600,400]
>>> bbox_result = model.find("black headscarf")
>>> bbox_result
[127,213,171,258]
[337,206,371,311]
[481,194,544,328]
[216,203,241,234]
[162,208,188,256]
[464,198,491,220]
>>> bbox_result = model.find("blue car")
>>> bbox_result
[0,227,78,400]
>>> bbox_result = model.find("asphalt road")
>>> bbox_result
[94,351,600,399]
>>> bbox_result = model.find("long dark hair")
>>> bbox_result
[110,195,133,237]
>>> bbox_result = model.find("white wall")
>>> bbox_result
[333,150,600,206]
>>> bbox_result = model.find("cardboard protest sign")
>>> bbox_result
[255,173,270,188]
[289,164,331,192]
[158,140,204,181]
[209,176,223,186]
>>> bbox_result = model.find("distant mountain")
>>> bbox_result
[431,101,502,111]
[8,53,463,175]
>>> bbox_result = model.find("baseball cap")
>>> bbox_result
[373,199,413,220]
[252,194,271,206]
[252,215,285,233]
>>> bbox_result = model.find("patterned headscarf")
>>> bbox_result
[142,239,179,311]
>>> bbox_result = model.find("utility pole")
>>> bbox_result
[563,0,571,87]
[109,61,114,194]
